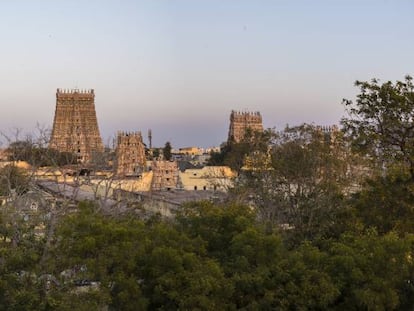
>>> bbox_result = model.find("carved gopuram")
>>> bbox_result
[49,88,104,163]
[150,160,180,191]
[228,110,263,143]
[316,124,341,145]
[115,131,146,177]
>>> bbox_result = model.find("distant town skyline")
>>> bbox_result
[1,1,413,148]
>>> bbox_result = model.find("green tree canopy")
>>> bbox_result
[0,165,30,196]
[163,141,172,161]
[234,124,353,241]
[7,141,77,167]
[342,75,414,178]
[1,200,414,310]
[208,128,273,172]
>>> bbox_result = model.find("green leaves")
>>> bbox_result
[349,172,414,235]
[342,75,414,178]
[325,231,414,310]
[162,141,172,161]
[1,199,414,309]
[235,124,352,241]
[0,165,30,196]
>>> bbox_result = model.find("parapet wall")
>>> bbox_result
[117,131,143,139]
[316,125,339,133]
[56,88,95,100]
[230,110,262,121]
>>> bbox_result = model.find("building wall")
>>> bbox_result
[228,110,263,143]
[49,89,104,163]
[176,147,203,156]
[92,171,153,194]
[0,161,31,170]
[179,166,235,191]
[115,131,146,177]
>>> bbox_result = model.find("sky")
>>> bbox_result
[1,0,413,148]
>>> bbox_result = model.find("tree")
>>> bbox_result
[3,126,77,168]
[176,202,280,308]
[207,129,273,172]
[163,142,172,161]
[207,148,227,166]
[0,165,30,197]
[234,124,353,241]
[324,230,414,310]
[1,197,413,310]
[342,75,414,178]
[176,201,340,309]
[346,169,414,235]
[151,148,160,159]
[176,201,257,261]
[7,141,77,166]
[54,201,233,310]
[52,202,147,309]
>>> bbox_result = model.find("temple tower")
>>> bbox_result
[49,88,104,163]
[150,160,180,191]
[115,131,146,177]
[228,110,263,143]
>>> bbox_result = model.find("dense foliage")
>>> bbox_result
[0,200,413,310]
[7,141,77,166]
[163,142,172,161]
[342,75,414,178]
[0,165,30,196]
[208,128,272,172]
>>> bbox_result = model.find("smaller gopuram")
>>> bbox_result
[228,110,263,143]
[150,160,180,191]
[115,131,146,177]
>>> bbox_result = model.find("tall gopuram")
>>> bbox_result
[115,131,146,177]
[49,88,104,163]
[228,110,263,143]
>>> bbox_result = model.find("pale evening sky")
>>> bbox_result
[0,0,413,148]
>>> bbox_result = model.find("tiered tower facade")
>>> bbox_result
[150,161,180,191]
[49,88,104,163]
[316,124,341,145]
[228,110,263,143]
[115,131,146,177]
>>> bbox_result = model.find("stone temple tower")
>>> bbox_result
[115,131,146,177]
[49,88,104,163]
[228,110,263,143]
